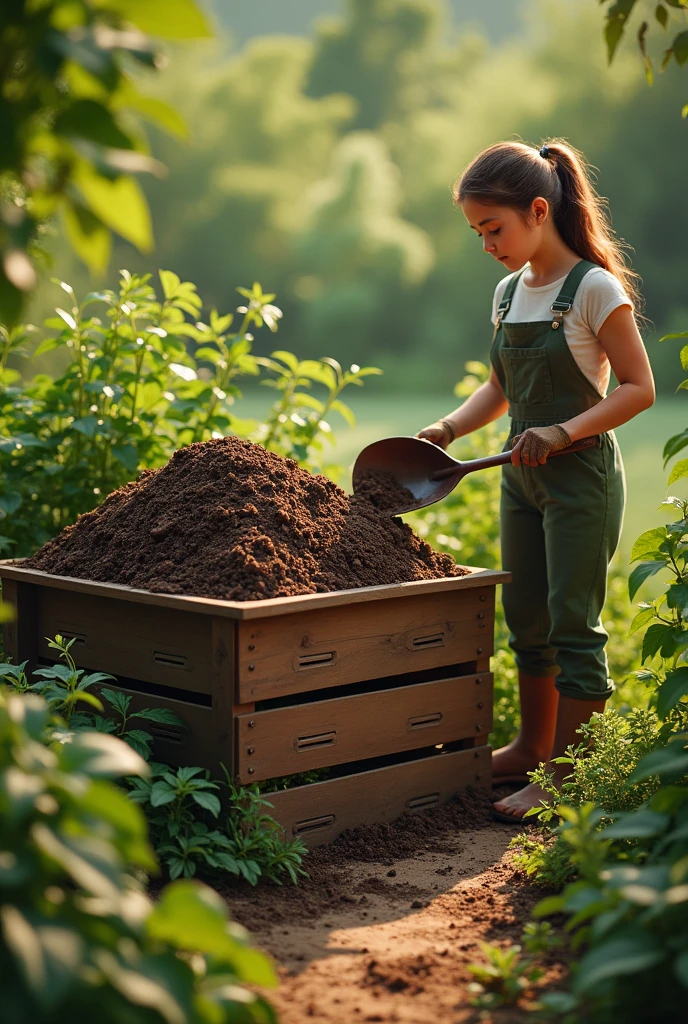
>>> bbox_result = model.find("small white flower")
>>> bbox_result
[102,386,115,399]
[169,363,197,382]
[350,363,360,373]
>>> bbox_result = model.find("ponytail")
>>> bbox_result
[455,139,641,311]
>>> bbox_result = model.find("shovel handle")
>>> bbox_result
[430,435,598,481]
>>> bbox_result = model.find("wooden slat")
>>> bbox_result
[36,588,214,693]
[266,745,492,847]
[237,587,495,702]
[211,616,236,774]
[95,683,214,769]
[2,578,39,671]
[0,561,510,620]
[235,672,493,782]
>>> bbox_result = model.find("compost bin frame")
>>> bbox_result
[0,561,509,845]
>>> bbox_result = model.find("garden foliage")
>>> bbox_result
[2,636,308,889]
[0,687,277,1024]
[0,271,378,555]
[0,0,210,324]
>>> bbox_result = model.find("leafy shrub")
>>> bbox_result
[0,271,378,555]
[3,638,308,888]
[0,688,277,1024]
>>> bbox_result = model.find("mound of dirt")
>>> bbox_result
[26,437,466,601]
[353,469,416,513]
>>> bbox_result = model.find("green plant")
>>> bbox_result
[466,922,556,1011]
[92,687,185,760]
[0,0,211,322]
[0,687,277,1023]
[27,633,111,725]
[0,271,379,555]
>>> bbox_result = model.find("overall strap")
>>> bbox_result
[550,259,598,329]
[494,269,525,326]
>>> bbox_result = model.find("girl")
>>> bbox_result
[419,140,655,822]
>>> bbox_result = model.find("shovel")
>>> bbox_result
[352,434,598,516]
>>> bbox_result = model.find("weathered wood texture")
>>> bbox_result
[0,560,509,618]
[235,672,493,782]
[237,587,495,702]
[2,579,39,671]
[267,745,491,846]
[36,588,214,692]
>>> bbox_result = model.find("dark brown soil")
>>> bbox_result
[354,470,416,513]
[26,437,467,601]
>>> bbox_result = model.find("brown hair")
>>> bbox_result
[454,139,641,309]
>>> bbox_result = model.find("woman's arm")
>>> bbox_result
[561,305,655,442]
[418,369,508,446]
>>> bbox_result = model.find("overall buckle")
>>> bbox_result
[550,300,572,330]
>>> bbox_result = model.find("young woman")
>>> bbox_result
[419,140,655,822]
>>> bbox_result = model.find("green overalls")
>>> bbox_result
[491,260,625,701]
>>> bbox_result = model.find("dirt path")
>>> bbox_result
[225,789,568,1023]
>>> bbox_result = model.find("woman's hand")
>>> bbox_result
[417,420,455,448]
[510,424,571,467]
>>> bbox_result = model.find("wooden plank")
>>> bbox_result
[2,579,39,671]
[211,617,236,776]
[95,683,214,769]
[237,587,495,702]
[235,672,493,782]
[36,588,214,693]
[266,745,492,847]
[0,561,510,620]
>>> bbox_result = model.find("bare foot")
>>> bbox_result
[492,781,551,821]
[491,740,549,783]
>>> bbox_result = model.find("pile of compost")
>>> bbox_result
[26,437,466,601]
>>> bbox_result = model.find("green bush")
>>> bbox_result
[0,687,277,1024]
[0,271,379,555]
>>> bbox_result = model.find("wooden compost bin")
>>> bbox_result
[0,562,509,846]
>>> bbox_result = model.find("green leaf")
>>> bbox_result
[0,492,22,515]
[75,168,153,252]
[159,270,181,298]
[191,791,221,816]
[630,741,688,782]
[0,908,83,1009]
[54,99,134,149]
[574,933,663,992]
[58,731,149,778]
[657,668,688,719]
[656,4,668,28]
[630,526,667,562]
[131,707,185,726]
[115,0,212,39]
[659,331,688,341]
[642,622,673,661]
[114,83,188,140]
[603,809,669,839]
[150,782,177,807]
[63,201,111,274]
[628,561,665,601]
[628,606,656,636]
[668,458,688,486]
[330,399,356,427]
[674,30,688,64]
[111,444,139,471]
[664,428,688,466]
[667,583,688,616]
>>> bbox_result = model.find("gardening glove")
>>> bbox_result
[417,419,456,449]
[510,424,571,467]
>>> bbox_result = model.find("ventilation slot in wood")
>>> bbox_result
[149,726,184,745]
[295,730,337,751]
[411,632,444,650]
[406,792,440,811]
[153,651,188,669]
[297,651,335,670]
[408,712,442,730]
[58,630,86,646]
[291,814,335,836]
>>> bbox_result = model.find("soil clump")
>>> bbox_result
[353,469,416,513]
[26,437,466,601]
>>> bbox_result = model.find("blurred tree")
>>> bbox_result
[305,0,443,129]
[294,132,434,355]
[0,0,210,324]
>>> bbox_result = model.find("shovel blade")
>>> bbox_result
[352,436,464,515]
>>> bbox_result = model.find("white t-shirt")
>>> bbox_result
[491,265,633,396]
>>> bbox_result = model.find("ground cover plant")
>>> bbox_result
[0,686,277,1024]
[1,635,309,890]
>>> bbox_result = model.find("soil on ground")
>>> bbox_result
[26,437,466,601]
[223,789,569,1023]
